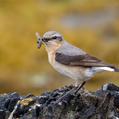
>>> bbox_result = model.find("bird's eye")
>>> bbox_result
[52,36,57,39]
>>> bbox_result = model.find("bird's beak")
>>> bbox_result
[35,32,43,49]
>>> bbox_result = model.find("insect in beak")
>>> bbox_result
[36,32,43,49]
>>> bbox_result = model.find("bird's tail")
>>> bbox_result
[96,66,119,72]
[104,66,119,72]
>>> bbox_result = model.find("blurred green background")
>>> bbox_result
[0,0,119,95]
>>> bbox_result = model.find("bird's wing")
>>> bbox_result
[55,52,113,67]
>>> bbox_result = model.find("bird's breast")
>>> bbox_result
[48,53,85,80]
[48,51,56,65]
[47,51,94,81]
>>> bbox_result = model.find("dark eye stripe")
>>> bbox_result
[42,37,55,42]
[52,36,57,39]
[42,36,62,42]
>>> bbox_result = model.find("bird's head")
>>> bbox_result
[42,31,63,47]
[36,31,64,51]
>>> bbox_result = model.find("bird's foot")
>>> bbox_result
[54,82,86,106]
[74,81,86,94]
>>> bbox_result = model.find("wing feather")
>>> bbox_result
[55,53,113,67]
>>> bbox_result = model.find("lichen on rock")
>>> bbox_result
[0,83,119,119]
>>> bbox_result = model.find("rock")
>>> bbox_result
[0,110,6,119]
[0,83,119,119]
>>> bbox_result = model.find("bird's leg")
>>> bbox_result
[54,81,86,105]
[74,81,86,94]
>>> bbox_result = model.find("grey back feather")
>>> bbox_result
[57,41,86,56]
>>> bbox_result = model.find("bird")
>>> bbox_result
[36,31,119,89]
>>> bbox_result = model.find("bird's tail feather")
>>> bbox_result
[101,67,115,72]
[107,66,119,72]
[97,66,119,72]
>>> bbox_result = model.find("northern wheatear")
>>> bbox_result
[36,31,119,88]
